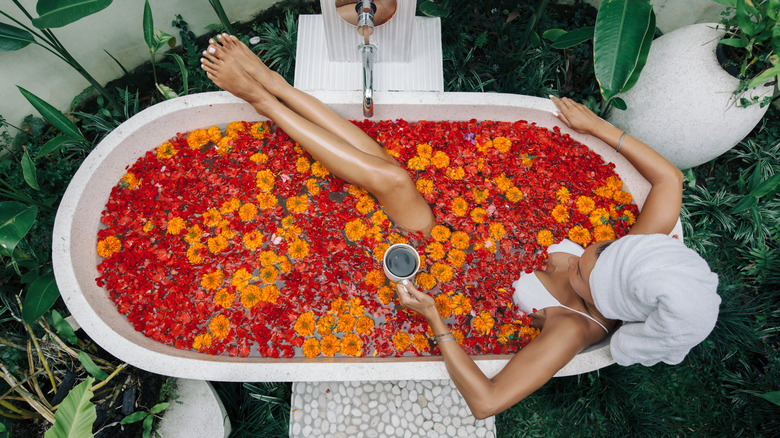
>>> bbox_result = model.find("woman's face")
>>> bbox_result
[568,240,611,304]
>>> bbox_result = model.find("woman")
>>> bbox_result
[201,34,720,419]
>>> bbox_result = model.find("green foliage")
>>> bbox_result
[44,377,96,438]
[0,201,38,258]
[143,0,189,98]
[32,0,112,29]
[207,0,235,35]
[251,11,298,84]
[213,381,291,438]
[420,0,452,18]
[120,402,170,438]
[50,309,77,344]
[21,273,59,323]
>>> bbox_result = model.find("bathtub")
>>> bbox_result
[52,91,681,381]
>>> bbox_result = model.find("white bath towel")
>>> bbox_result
[589,234,720,366]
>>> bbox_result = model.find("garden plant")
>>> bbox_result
[0,0,778,436]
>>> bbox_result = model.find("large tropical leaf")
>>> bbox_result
[550,26,595,49]
[142,0,154,49]
[0,202,38,257]
[32,0,113,29]
[0,22,36,51]
[21,150,40,191]
[22,273,60,323]
[593,0,655,101]
[17,86,83,140]
[618,11,656,95]
[44,377,96,438]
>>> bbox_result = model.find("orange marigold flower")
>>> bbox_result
[593,224,616,242]
[493,136,512,153]
[470,207,488,224]
[311,161,330,177]
[356,195,376,214]
[450,231,470,250]
[242,230,263,250]
[230,268,253,291]
[240,284,262,308]
[412,333,430,352]
[489,223,506,240]
[452,329,465,345]
[97,235,122,258]
[377,286,395,305]
[498,323,515,345]
[155,141,177,159]
[355,316,374,335]
[186,243,205,264]
[258,265,278,284]
[373,243,390,262]
[621,209,636,226]
[476,137,493,152]
[287,239,310,259]
[551,204,569,223]
[416,143,433,158]
[407,155,429,171]
[278,256,292,273]
[537,229,554,247]
[519,153,533,167]
[250,152,269,163]
[392,332,412,351]
[416,272,436,291]
[447,249,466,268]
[387,233,408,245]
[286,195,309,214]
[475,238,498,253]
[320,334,341,357]
[207,235,229,253]
[317,314,336,335]
[345,218,368,242]
[340,333,363,357]
[434,293,453,318]
[209,314,231,339]
[576,196,596,215]
[594,185,614,199]
[416,179,434,195]
[425,242,445,261]
[256,169,275,192]
[295,312,316,337]
[186,128,209,149]
[296,156,311,174]
[519,325,541,341]
[589,208,610,226]
[370,210,388,227]
[337,314,356,333]
[216,137,233,155]
[206,126,222,143]
[568,225,591,246]
[613,190,633,205]
[200,269,224,291]
[472,188,489,205]
[451,294,473,316]
[493,175,513,193]
[431,151,450,168]
[306,179,321,196]
[225,121,247,136]
[365,269,386,288]
[331,297,348,315]
[431,262,454,283]
[348,185,367,197]
[250,121,269,138]
[472,312,495,335]
[257,250,277,267]
[213,288,235,308]
[430,225,451,242]
[255,192,278,209]
[143,221,155,233]
[605,175,623,191]
[349,297,365,316]
[447,166,465,180]
[192,333,212,351]
[219,198,240,214]
[202,208,222,228]
[505,186,523,203]
[451,197,469,217]
[556,186,571,203]
[260,284,280,303]
[301,337,320,358]
[122,172,140,190]
[237,203,257,221]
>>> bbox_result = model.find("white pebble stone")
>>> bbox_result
[422,407,431,419]
[370,391,379,400]
[352,380,361,387]
[384,383,393,391]
[313,387,320,398]
[295,383,305,394]
[334,393,342,403]
[302,425,312,436]
[394,395,402,406]
[331,423,338,433]
[405,411,415,423]
[422,420,433,430]
[403,430,411,438]
[443,397,452,408]
[346,425,358,434]
[398,380,406,388]
[417,395,428,408]
[355,387,363,397]
[314,417,321,427]
[327,410,337,423]
[371,416,380,428]
[423,380,433,389]
[466,425,476,434]
[352,408,363,417]
[458,428,469,438]
[402,400,412,411]
[433,386,442,397]
[347,387,355,398]
[339,385,347,396]
[453,417,461,428]
[334,433,346,438]
[412,404,422,416]
[368,400,378,409]
[432,413,443,422]
[452,391,460,402]
[385,425,395,435]
[433,395,443,407]
[452,405,461,416]
[304,414,312,425]
[415,415,424,427]
[321,420,330,434]
[361,394,369,404]
[447,425,457,436]
[379,391,387,403]
[443,416,451,426]
[424,389,433,401]
[293,397,302,409]
[293,410,304,422]
[392,386,401,395]
[409,389,418,401]
[311,399,319,409]
[476,427,487,437]
[434,423,446,434]
[362,413,370,422]
[382,410,390,423]
[367,431,378,438]
[391,414,400,427]
[344,406,351,417]
[292,423,301,436]
[320,410,327,419]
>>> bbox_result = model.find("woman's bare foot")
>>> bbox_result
[207,34,283,94]
[200,48,272,107]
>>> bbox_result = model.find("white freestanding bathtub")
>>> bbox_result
[52,91,681,381]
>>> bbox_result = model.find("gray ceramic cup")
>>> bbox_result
[382,243,421,283]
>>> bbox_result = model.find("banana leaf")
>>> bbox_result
[0,22,36,51]
[44,377,96,438]
[32,0,113,29]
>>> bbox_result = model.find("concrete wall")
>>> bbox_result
[0,0,278,127]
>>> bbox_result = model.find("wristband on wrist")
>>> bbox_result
[617,132,626,153]
[430,332,452,340]
[433,335,456,345]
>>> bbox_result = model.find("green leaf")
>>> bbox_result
[149,402,170,414]
[736,0,755,37]
[21,150,40,191]
[45,377,96,438]
[22,273,60,323]
[142,414,153,438]
[155,83,178,100]
[593,0,655,101]
[78,351,109,381]
[143,0,154,49]
[747,66,780,89]
[51,310,78,345]
[611,96,628,110]
[419,1,451,17]
[17,87,83,140]
[748,162,763,191]
[757,390,780,406]
[619,10,656,94]
[542,28,567,41]
[719,37,748,48]
[712,0,736,6]
[32,0,113,29]
[749,173,780,197]
[168,53,189,94]
[153,30,174,53]
[551,26,594,49]
[0,22,36,51]
[730,194,757,213]
[768,0,780,19]
[120,411,149,425]
[38,135,74,158]
[0,202,38,257]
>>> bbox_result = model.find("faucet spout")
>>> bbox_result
[359,43,376,118]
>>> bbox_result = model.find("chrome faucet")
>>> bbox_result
[356,0,376,117]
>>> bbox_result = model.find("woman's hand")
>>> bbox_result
[550,96,608,137]
[395,281,439,321]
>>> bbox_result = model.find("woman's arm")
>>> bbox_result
[396,282,589,419]
[551,96,684,236]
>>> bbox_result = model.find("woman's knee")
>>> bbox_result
[368,164,415,197]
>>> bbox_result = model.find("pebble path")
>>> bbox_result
[289,380,495,437]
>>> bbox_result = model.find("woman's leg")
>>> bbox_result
[200,45,435,234]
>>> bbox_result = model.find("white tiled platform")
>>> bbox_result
[289,380,495,438]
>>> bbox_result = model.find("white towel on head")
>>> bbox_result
[589,234,720,366]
